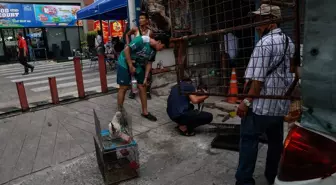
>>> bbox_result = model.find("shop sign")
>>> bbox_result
[33,4,82,27]
[0,3,82,28]
[94,20,109,43]
[110,20,124,38]
[0,3,35,28]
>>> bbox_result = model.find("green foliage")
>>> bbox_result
[87,31,97,48]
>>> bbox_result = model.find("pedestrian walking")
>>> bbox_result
[17,33,34,75]
[235,4,295,185]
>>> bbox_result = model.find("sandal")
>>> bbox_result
[141,112,157,122]
[175,126,195,137]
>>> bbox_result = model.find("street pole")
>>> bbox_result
[128,0,137,28]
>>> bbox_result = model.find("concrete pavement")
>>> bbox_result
[0,93,270,185]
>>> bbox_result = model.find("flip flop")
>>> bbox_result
[175,126,195,137]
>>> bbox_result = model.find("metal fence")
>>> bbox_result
[170,0,302,101]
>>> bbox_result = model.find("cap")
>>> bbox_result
[251,4,281,18]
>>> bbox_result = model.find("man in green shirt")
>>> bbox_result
[117,34,169,121]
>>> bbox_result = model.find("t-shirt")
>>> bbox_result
[118,36,156,69]
[167,82,196,119]
[95,35,103,47]
[18,38,28,55]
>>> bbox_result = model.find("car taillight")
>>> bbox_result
[278,125,336,181]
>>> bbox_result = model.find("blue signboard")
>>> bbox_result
[0,3,82,28]
[0,3,35,27]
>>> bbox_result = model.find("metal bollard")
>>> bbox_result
[73,57,85,98]
[48,77,59,104]
[98,54,108,93]
[16,81,29,111]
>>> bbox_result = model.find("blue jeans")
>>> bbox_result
[235,109,284,185]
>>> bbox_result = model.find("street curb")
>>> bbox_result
[0,88,118,120]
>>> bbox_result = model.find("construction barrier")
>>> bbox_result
[227,68,238,104]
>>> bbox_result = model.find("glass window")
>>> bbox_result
[65,27,84,51]
[0,38,4,56]
[27,28,45,49]
[46,28,66,49]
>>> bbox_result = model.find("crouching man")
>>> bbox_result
[167,77,213,136]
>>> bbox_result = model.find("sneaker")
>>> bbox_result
[22,72,29,75]
[141,112,157,122]
[129,92,135,99]
[31,66,34,73]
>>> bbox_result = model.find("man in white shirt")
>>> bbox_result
[95,30,104,55]
[224,32,238,63]
[235,4,295,185]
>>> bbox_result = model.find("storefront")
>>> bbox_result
[0,2,84,63]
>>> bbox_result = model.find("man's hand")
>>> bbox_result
[128,61,136,75]
[143,77,148,86]
[237,101,249,118]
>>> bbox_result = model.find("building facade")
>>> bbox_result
[0,0,92,63]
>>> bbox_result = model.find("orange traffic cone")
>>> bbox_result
[227,68,238,104]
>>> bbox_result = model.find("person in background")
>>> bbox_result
[116,34,169,122]
[105,44,117,61]
[224,32,238,66]
[126,12,154,100]
[167,77,213,136]
[17,32,34,75]
[105,36,113,48]
[95,30,104,56]
[113,36,124,58]
[235,4,295,185]
[25,36,35,61]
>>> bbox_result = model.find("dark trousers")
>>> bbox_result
[235,109,284,185]
[173,110,213,131]
[19,56,34,73]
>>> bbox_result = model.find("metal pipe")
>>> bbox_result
[73,57,85,98]
[16,82,29,111]
[171,16,295,42]
[98,54,108,93]
[128,0,137,28]
[261,0,295,7]
[48,77,59,104]
[180,91,301,100]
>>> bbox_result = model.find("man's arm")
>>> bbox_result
[245,80,262,102]
[144,62,152,80]
[126,27,138,45]
[125,36,143,67]
[123,46,133,67]
[189,94,208,104]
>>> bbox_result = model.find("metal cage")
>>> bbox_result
[170,0,303,102]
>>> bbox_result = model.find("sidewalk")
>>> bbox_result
[0,93,270,185]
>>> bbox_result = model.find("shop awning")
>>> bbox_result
[77,0,128,20]
[98,0,128,20]
[76,0,101,20]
